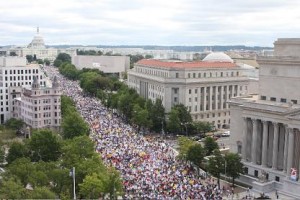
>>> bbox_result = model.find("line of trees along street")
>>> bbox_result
[177,136,244,188]
[0,95,123,199]
[55,53,213,136]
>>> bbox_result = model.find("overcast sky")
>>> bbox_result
[1,0,299,47]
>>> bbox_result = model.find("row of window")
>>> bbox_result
[261,96,298,104]
[187,103,230,112]
[4,69,39,75]
[136,67,169,78]
[3,81,45,87]
[4,75,43,81]
[185,71,239,79]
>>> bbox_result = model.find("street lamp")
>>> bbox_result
[181,122,189,136]
[224,159,227,182]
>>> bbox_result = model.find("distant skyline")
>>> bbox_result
[1,0,299,47]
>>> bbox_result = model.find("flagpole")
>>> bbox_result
[73,167,76,200]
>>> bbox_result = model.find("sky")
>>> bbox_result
[0,0,300,47]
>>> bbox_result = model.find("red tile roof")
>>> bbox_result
[136,59,237,69]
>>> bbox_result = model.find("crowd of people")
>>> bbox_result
[44,66,230,199]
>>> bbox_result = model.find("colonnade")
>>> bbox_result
[242,117,300,176]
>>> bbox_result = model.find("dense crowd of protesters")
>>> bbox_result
[44,66,231,199]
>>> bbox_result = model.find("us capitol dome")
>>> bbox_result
[202,52,234,63]
[27,27,46,49]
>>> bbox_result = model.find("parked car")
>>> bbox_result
[221,130,230,137]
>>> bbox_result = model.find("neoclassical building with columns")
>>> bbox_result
[229,38,300,198]
[128,52,258,128]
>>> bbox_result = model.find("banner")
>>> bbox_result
[290,168,297,181]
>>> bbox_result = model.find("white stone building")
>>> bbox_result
[229,38,300,198]
[0,56,48,124]
[72,55,130,78]
[13,76,61,129]
[3,27,76,61]
[127,52,257,128]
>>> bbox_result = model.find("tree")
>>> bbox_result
[225,153,244,187]
[101,167,123,199]
[26,187,56,199]
[166,109,181,134]
[61,111,89,139]
[26,55,33,63]
[56,53,71,63]
[148,99,165,133]
[6,141,29,164]
[33,54,37,61]
[7,158,34,186]
[53,59,63,67]
[203,137,219,156]
[79,173,105,199]
[131,104,151,133]
[177,136,196,160]
[5,118,24,130]
[37,59,44,64]
[0,178,25,199]
[167,104,192,135]
[207,150,224,189]
[186,143,205,167]
[61,136,96,168]
[44,59,50,66]
[28,129,62,162]
[0,146,5,164]
[190,121,213,135]
[145,54,153,59]
[61,95,76,116]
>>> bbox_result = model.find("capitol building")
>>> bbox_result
[1,27,76,61]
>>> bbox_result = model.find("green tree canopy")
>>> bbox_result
[26,55,33,63]
[6,141,29,164]
[79,172,105,199]
[177,136,196,160]
[28,129,62,162]
[0,178,25,199]
[186,143,205,167]
[5,118,24,130]
[56,53,71,63]
[44,59,50,66]
[26,186,56,199]
[0,146,5,164]
[207,150,224,188]
[61,111,90,139]
[53,59,63,67]
[203,136,219,156]
[61,95,77,116]
[166,109,181,134]
[61,136,95,168]
[225,153,244,187]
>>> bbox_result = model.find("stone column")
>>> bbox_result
[251,119,258,164]
[272,122,279,170]
[203,87,207,112]
[283,126,289,172]
[214,86,218,110]
[287,128,294,176]
[220,86,224,110]
[261,120,268,167]
[226,85,230,109]
[209,86,212,111]
[242,117,248,161]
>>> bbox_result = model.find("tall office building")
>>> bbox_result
[13,76,61,129]
[0,56,60,129]
[128,52,258,128]
[229,38,300,197]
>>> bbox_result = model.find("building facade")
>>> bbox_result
[0,56,48,124]
[72,55,130,78]
[128,52,257,128]
[13,76,61,129]
[229,38,300,198]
